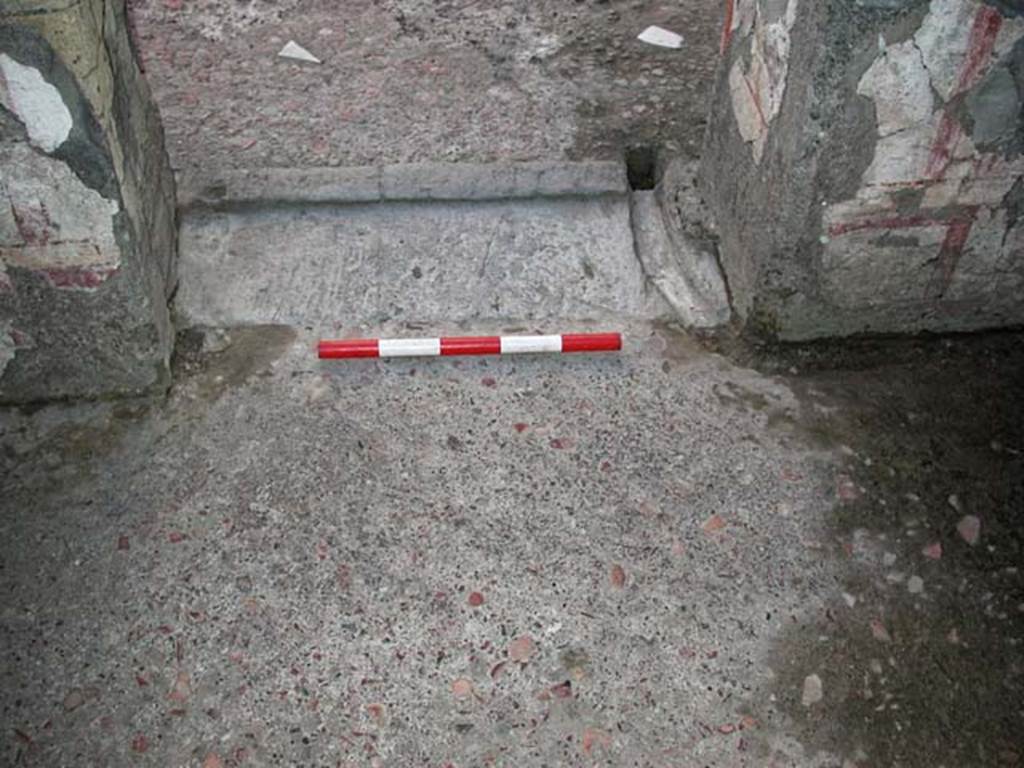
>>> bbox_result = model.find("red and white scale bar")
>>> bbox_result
[318,332,621,359]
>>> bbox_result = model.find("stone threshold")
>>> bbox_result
[177,161,628,212]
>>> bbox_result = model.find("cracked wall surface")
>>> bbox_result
[701,0,1024,340]
[0,0,177,402]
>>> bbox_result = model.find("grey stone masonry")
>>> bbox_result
[1,0,176,402]
[701,0,1024,340]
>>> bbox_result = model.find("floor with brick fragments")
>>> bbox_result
[2,323,1022,767]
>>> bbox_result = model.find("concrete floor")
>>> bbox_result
[2,321,1022,767]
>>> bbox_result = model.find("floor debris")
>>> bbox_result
[277,40,321,64]
[802,674,824,707]
[870,619,893,643]
[451,678,474,699]
[956,515,981,545]
[609,563,627,588]
[509,635,535,663]
[638,25,683,49]
[702,513,727,533]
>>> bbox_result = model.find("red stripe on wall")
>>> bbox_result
[928,210,978,300]
[926,6,1003,181]
[956,6,1003,95]
[720,0,735,55]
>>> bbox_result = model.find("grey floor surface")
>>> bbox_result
[2,321,1022,767]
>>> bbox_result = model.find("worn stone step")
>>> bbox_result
[175,161,736,332]
[176,163,671,329]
